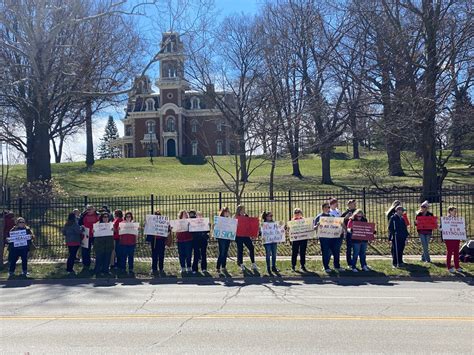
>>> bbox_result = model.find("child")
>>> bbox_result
[189,209,209,274]
[7,217,34,278]
[415,201,434,263]
[235,205,258,272]
[118,211,137,274]
[347,209,371,272]
[443,206,463,273]
[216,207,232,273]
[62,213,82,274]
[291,208,308,272]
[388,206,409,268]
[261,210,279,275]
[315,203,342,273]
[175,210,193,273]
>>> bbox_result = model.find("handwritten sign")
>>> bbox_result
[9,230,31,247]
[119,222,140,236]
[213,216,238,240]
[261,222,286,244]
[441,217,467,240]
[316,217,344,239]
[144,215,170,237]
[351,221,375,241]
[170,219,189,233]
[236,216,260,239]
[93,223,114,237]
[416,216,438,230]
[81,227,90,249]
[287,219,316,241]
[188,218,210,232]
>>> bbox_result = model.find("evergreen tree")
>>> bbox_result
[98,116,121,159]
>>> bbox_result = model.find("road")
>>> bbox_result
[0,278,473,354]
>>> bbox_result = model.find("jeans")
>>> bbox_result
[320,238,341,270]
[264,243,278,269]
[445,240,460,269]
[118,245,136,271]
[177,241,193,268]
[352,242,368,268]
[94,237,114,274]
[67,245,80,272]
[345,233,353,266]
[150,238,166,272]
[391,238,406,266]
[217,238,231,269]
[236,237,255,265]
[8,248,28,273]
[291,240,308,267]
[419,233,431,262]
[192,236,208,272]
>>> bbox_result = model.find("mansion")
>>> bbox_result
[112,32,231,158]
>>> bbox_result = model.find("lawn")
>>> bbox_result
[5,147,474,197]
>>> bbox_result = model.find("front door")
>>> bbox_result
[166,139,176,157]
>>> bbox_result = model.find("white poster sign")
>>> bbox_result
[188,218,210,232]
[93,222,114,237]
[261,222,286,244]
[9,229,31,247]
[287,219,316,241]
[119,222,140,236]
[316,217,344,239]
[441,216,467,241]
[81,227,90,248]
[213,216,238,240]
[170,219,190,233]
[144,215,170,237]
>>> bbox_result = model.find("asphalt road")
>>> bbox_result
[0,279,473,354]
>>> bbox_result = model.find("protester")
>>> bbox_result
[443,206,463,273]
[72,209,81,222]
[341,199,357,268]
[78,205,99,269]
[62,213,82,274]
[175,210,193,273]
[291,208,308,272]
[112,209,124,269]
[388,205,409,268]
[118,211,137,274]
[93,212,114,276]
[189,209,209,274]
[328,198,341,217]
[315,203,342,273]
[7,217,34,278]
[347,209,371,272]
[386,200,401,221]
[459,240,473,263]
[261,210,279,275]
[415,201,434,263]
[216,207,232,273]
[235,205,258,272]
[146,210,169,274]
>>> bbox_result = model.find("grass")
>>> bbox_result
[5,147,474,197]
[1,259,473,281]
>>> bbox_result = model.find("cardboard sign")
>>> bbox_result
[81,227,89,249]
[261,222,286,244]
[351,221,376,241]
[287,219,316,241]
[441,217,467,240]
[144,215,170,237]
[170,219,189,233]
[188,218,210,232]
[316,217,344,239]
[416,216,438,230]
[213,216,238,240]
[402,213,410,226]
[118,222,140,236]
[9,230,31,247]
[93,222,114,237]
[236,216,260,239]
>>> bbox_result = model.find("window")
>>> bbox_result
[191,120,198,133]
[166,117,175,132]
[146,99,154,111]
[166,41,174,53]
[146,120,155,134]
[191,97,200,110]
[191,141,198,156]
[125,125,132,136]
[217,120,225,132]
[216,140,223,155]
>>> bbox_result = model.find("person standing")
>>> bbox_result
[78,205,99,269]
[93,212,114,276]
[216,207,232,273]
[341,199,357,268]
[442,206,463,273]
[415,201,434,263]
[175,210,193,274]
[7,217,34,278]
[147,210,169,275]
[347,209,371,272]
[291,208,308,272]
[261,211,280,275]
[189,209,209,274]
[235,205,258,272]
[388,206,409,268]
[118,211,137,274]
[315,203,342,273]
[112,209,124,270]
[386,200,401,222]
[62,213,82,274]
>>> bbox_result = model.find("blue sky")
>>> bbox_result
[215,0,261,16]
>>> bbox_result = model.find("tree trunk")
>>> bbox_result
[238,138,248,182]
[352,138,360,159]
[290,147,302,178]
[85,100,94,168]
[321,148,333,185]
[349,110,360,159]
[269,136,278,200]
[27,119,52,182]
[386,135,405,177]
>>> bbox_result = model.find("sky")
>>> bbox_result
[64,0,262,162]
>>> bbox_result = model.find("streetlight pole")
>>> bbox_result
[149,131,154,165]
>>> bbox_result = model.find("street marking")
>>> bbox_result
[0,314,472,322]
[257,296,415,299]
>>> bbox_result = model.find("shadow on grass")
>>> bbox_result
[178,156,207,165]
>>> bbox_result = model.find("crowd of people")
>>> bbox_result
[3,198,473,278]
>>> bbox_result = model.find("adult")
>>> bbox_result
[118,211,137,274]
[347,209,371,272]
[93,212,114,276]
[216,207,232,273]
[62,213,82,274]
[175,210,193,273]
[315,203,342,273]
[261,210,279,275]
[415,201,434,263]
[291,208,308,272]
[189,209,209,274]
[442,206,463,273]
[78,205,99,269]
[147,210,169,275]
[235,205,258,272]
[7,217,34,278]
[112,209,124,270]
[341,199,357,268]
[388,206,409,268]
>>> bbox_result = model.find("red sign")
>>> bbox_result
[416,216,438,230]
[351,221,376,241]
[402,213,410,227]
[236,216,260,239]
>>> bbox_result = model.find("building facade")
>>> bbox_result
[112,32,230,158]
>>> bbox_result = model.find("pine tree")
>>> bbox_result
[98,116,122,159]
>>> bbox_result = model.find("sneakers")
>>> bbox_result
[291,266,296,272]
[324,268,332,273]
[251,263,259,271]
[186,267,192,272]
[181,267,186,273]
[352,268,359,273]
[271,266,280,273]
[301,266,308,272]
[448,267,455,273]
[267,267,272,275]
[8,272,14,278]
[22,271,30,277]
[240,264,246,272]
[362,266,371,272]
[221,267,227,272]
[216,268,221,273]
[335,268,344,272]
[456,268,463,272]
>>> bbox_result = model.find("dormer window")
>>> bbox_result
[217,120,225,132]
[191,119,198,133]
[166,117,175,132]
[191,97,201,110]
[146,99,155,111]
[216,140,223,155]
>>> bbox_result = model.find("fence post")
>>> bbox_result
[439,185,443,217]
[150,194,154,214]
[18,198,23,217]
[362,188,367,214]
[7,187,11,209]
[83,195,88,209]
[218,192,222,210]
[288,189,292,221]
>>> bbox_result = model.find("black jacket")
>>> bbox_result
[388,214,409,241]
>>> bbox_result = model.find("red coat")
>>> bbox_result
[176,231,193,243]
[113,218,123,241]
[82,213,99,238]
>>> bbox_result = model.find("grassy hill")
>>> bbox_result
[6,147,474,197]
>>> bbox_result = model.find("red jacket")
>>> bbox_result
[113,218,123,241]
[176,231,193,243]
[82,213,99,238]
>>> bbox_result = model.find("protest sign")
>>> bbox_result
[415,216,438,230]
[169,219,189,233]
[287,219,315,241]
[144,215,170,237]
[81,227,90,248]
[236,216,260,239]
[261,222,286,244]
[316,217,344,239]
[93,223,114,237]
[119,222,140,236]
[441,217,467,240]
[351,221,376,241]
[213,216,238,240]
[188,218,210,232]
[9,229,31,247]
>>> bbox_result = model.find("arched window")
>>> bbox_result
[191,119,198,133]
[191,97,200,110]
[166,117,175,132]
[145,120,156,134]
[191,141,198,156]
[216,140,223,155]
[146,99,155,111]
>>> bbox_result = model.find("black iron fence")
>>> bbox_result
[2,185,472,260]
